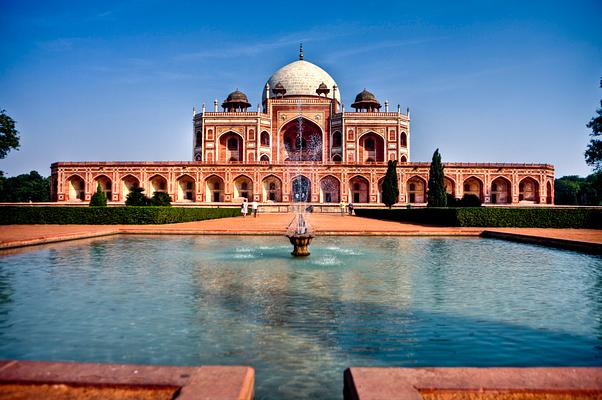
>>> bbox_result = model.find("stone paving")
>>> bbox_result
[0,213,601,252]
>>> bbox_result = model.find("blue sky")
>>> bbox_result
[1,0,600,177]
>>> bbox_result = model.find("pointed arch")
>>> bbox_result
[121,174,140,202]
[176,174,196,202]
[490,176,511,204]
[262,174,282,202]
[462,176,484,202]
[320,175,340,203]
[218,131,244,162]
[279,117,323,161]
[407,175,427,204]
[519,177,539,203]
[205,174,224,203]
[358,131,385,162]
[149,174,168,196]
[233,174,253,200]
[66,174,85,201]
[400,131,407,147]
[291,175,312,202]
[332,130,342,148]
[260,131,270,146]
[546,181,553,204]
[349,175,370,203]
[93,174,112,201]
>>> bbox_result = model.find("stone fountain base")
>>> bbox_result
[287,234,314,257]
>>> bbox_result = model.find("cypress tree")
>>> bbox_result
[382,159,399,208]
[89,183,107,207]
[427,148,447,207]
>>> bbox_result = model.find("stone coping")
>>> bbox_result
[0,360,254,400]
[343,367,602,400]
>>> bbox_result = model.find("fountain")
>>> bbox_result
[286,210,314,256]
[285,98,317,256]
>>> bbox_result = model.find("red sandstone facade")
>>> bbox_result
[50,52,554,206]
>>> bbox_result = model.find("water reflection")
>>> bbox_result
[0,236,601,399]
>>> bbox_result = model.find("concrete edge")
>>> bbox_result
[0,230,119,251]
[0,360,254,400]
[344,367,602,400]
[482,230,602,254]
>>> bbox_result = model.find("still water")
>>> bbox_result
[0,236,601,399]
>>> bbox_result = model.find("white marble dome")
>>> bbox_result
[262,60,340,103]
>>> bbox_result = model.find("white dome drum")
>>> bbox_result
[262,60,340,104]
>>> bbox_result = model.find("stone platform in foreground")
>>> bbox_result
[344,367,602,400]
[0,214,601,253]
[0,360,254,400]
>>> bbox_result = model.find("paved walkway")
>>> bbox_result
[1,213,601,253]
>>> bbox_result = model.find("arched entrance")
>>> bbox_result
[407,176,426,203]
[291,176,311,202]
[358,132,384,162]
[320,176,340,203]
[121,175,139,202]
[219,132,243,162]
[177,175,195,202]
[463,177,483,201]
[349,176,369,203]
[262,175,282,202]
[281,118,323,161]
[149,175,167,197]
[67,175,85,201]
[519,177,539,203]
[491,177,511,204]
[205,175,224,203]
[233,175,253,200]
[94,175,112,201]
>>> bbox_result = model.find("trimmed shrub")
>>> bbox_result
[354,207,602,228]
[0,206,240,225]
[457,194,481,207]
[151,192,172,206]
[125,187,151,206]
[89,184,107,207]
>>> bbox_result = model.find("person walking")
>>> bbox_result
[339,200,346,216]
[348,202,354,216]
[241,198,249,217]
[251,200,258,218]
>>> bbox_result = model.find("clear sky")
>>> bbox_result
[1,0,601,177]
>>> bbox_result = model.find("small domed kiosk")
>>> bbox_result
[222,89,251,112]
[351,89,381,112]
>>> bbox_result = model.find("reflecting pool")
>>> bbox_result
[0,236,601,399]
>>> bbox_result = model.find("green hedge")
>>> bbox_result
[0,206,241,225]
[354,207,602,228]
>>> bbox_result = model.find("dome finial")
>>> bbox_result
[299,43,303,60]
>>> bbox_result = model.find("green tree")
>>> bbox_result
[0,171,49,202]
[125,186,151,206]
[585,78,602,171]
[0,109,20,159]
[151,191,172,206]
[427,148,447,207]
[554,173,602,205]
[381,160,399,208]
[89,183,107,207]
